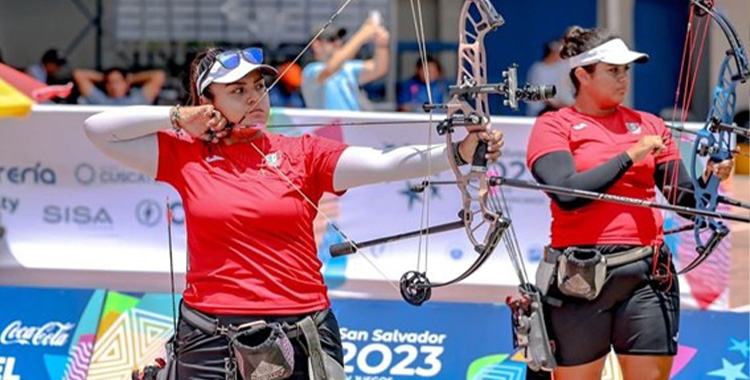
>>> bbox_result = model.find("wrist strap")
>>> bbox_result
[170,105,182,131]
[452,142,468,166]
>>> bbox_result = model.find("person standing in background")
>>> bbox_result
[526,40,574,116]
[302,13,390,111]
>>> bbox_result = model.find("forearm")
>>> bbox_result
[84,106,171,142]
[131,70,166,86]
[333,144,451,191]
[320,33,367,81]
[531,151,633,210]
[73,69,102,83]
[370,45,389,79]
[73,69,103,96]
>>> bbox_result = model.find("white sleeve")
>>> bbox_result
[83,106,171,178]
[332,144,452,191]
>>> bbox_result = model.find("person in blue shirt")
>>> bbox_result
[302,15,390,111]
[398,56,450,112]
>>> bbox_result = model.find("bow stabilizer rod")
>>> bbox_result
[329,218,465,257]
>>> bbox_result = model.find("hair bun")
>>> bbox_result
[563,26,586,44]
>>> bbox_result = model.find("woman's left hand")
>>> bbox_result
[457,130,504,164]
[705,156,735,182]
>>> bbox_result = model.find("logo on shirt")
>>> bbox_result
[626,123,642,134]
[572,123,587,131]
[205,155,225,163]
[264,152,281,168]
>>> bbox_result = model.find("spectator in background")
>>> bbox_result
[270,61,305,108]
[27,49,67,84]
[73,67,165,105]
[398,56,450,112]
[526,40,574,116]
[302,14,390,111]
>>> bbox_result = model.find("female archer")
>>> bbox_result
[84,47,503,379]
[526,27,734,380]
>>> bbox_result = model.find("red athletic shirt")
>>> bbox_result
[526,106,679,248]
[156,131,348,315]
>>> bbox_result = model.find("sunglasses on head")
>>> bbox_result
[215,48,264,69]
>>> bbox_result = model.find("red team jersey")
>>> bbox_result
[526,106,680,248]
[156,131,348,315]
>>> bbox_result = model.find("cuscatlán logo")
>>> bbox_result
[74,163,152,186]
[73,163,154,186]
[0,163,56,185]
[43,205,113,226]
[0,320,74,347]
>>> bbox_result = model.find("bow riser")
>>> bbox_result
[443,0,507,253]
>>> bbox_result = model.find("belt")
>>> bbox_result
[179,302,329,339]
[544,246,653,267]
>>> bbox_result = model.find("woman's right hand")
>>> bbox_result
[626,135,666,163]
[172,105,229,143]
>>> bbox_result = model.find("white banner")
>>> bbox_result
[0,105,720,308]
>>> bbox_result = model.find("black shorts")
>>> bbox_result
[175,306,344,380]
[543,245,680,366]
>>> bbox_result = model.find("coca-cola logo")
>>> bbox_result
[0,321,74,347]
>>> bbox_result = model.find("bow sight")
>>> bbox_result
[424,65,557,114]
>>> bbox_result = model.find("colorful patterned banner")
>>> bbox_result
[0,286,748,380]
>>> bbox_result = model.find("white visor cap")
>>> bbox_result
[569,38,649,69]
[197,58,278,95]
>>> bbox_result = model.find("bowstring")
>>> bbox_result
[666,2,710,235]
[487,184,529,285]
[230,0,408,293]
[410,0,435,276]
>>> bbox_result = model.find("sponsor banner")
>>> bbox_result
[0,286,748,380]
[0,287,101,380]
[0,105,728,310]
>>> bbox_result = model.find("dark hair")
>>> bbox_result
[416,56,443,74]
[188,48,223,106]
[561,26,616,95]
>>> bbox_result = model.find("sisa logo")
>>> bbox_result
[0,321,74,347]
[0,163,56,185]
[0,357,20,380]
[74,163,152,186]
[43,205,113,225]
